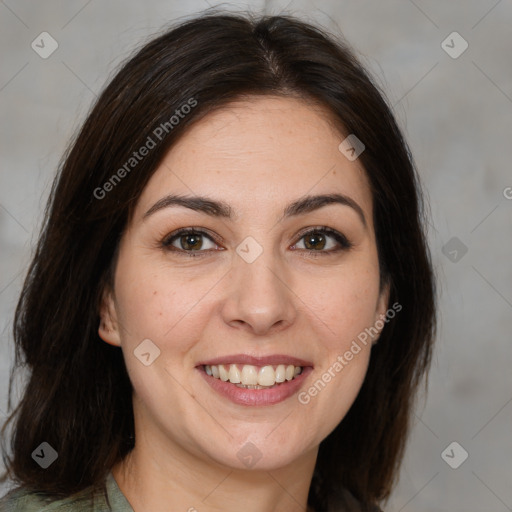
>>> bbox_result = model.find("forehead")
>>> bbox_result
[135,96,373,225]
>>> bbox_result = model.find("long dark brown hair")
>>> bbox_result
[1,11,436,510]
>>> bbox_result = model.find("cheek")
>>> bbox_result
[294,265,379,420]
[112,261,204,410]
[304,264,381,347]
[113,255,219,376]
[114,255,188,338]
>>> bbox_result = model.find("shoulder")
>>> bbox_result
[0,485,106,512]
[0,487,87,511]
[0,472,133,512]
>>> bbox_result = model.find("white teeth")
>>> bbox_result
[258,366,275,386]
[241,365,259,385]
[228,364,241,383]
[205,363,304,387]
[218,364,229,381]
[275,364,286,383]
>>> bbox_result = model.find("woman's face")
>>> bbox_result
[100,96,389,471]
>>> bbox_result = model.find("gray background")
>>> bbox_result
[1,1,511,510]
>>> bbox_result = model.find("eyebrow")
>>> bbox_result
[143,192,367,227]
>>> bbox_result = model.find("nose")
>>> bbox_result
[221,245,298,336]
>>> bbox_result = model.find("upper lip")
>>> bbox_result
[196,354,313,367]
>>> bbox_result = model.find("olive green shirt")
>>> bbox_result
[0,471,134,512]
[0,472,382,511]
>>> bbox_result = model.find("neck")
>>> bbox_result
[112,428,318,512]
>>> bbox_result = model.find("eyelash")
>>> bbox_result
[161,226,353,258]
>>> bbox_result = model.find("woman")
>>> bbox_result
[0,11,436,512]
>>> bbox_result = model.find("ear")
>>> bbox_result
[372,280,391,345]
[98,286,121,347]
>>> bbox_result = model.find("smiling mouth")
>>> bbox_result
[203,363,303,388]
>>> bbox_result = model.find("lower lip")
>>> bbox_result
[198,367,313,406]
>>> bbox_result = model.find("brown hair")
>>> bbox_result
[1,11,436,510]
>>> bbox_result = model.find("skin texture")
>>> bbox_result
[99,96,390,512]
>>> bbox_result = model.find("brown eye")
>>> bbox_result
[161,226,352,259]
[162,228,219,256]
[303,231,328,250]
[176,233,204,250]
[293,227,352,255]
